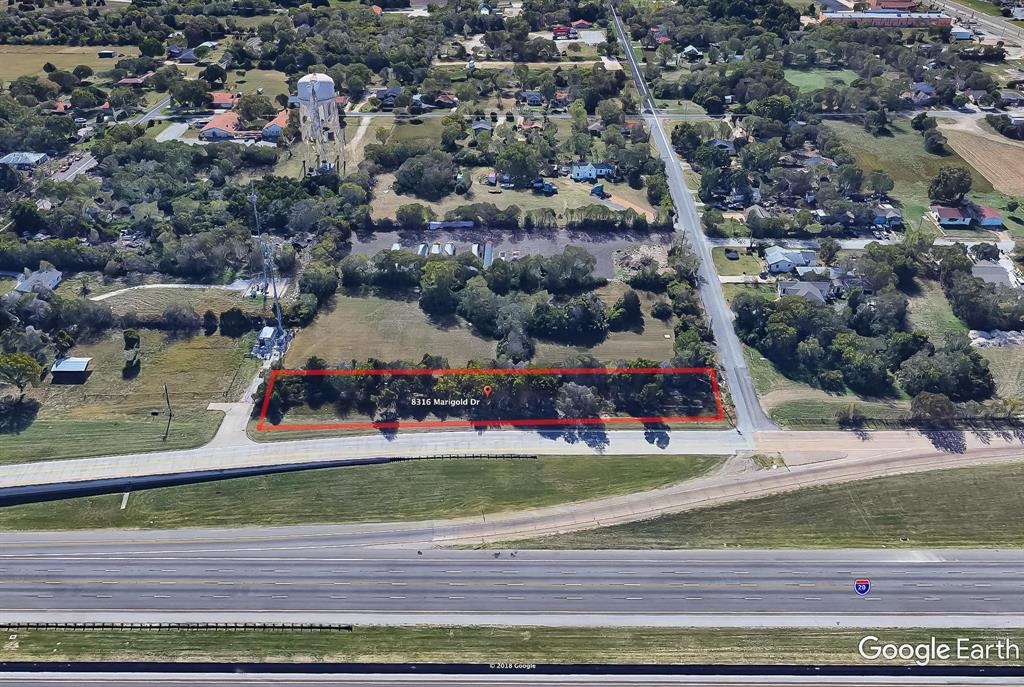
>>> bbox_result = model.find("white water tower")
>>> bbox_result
[297,72,342,175]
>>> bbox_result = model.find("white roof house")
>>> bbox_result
[50,357,92,373]
[765,246,817,274]
[0,152,49,169]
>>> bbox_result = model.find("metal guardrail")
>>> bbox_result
[0,622,353,633]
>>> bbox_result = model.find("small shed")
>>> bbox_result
[50,357,93,384]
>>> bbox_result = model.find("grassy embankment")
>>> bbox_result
[2,626,1022,664]
[511,461,1024,549]
[0,454,721,529]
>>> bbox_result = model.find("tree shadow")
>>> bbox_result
[644,426,670,449]
[917,428,967,454]
[0,397,41,434]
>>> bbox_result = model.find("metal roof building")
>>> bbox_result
[0,152,49,169]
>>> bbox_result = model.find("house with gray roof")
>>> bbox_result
[14,267,62,294]
[765,246,817,274]
[777,280,830,304]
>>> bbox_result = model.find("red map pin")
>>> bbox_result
[483,385,493,398]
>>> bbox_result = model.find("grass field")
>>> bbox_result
[721,283,776,305]
[0,45,139,81]
[534,282,675,363]
[741,344,910,428]
[226,68,289,99]
[942,128,1024,197]
[979,346,1024,399]
[0,330,259,463]
[286,292,496,365]
[712,247,762,276]
[1,626,1020,664]
[98,286,271,318]
[514,461,1024,549]
[287,283,673,367]
[906,279,967,347]
[828,121,994,230]
[784,68,857,93]
[0,454,721,530]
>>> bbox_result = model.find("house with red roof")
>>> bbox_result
[261,110,289,141]
[117,71,154,87]
[972,205,1004,227]
[930,205,971,227]
[571,19,593,30]
[211,91,240,109]
[200,111,241,140]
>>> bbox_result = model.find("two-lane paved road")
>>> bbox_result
[0,549,1023,627]
[606,5,775,434]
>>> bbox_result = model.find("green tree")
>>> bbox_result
[867,170,894,196]
[70,87,100,109]
[928,166,972,205]
[0,352,42,402]
[139,37,164,58]
[818,237,840,265]
[494,142,540,187]
[236,93,276,123]
[419,260,461,315]
[170,79,211,108]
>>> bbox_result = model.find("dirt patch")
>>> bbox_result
[941,128,1024,196]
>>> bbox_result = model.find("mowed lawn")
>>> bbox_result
[827,121,993,229]
[286,283,674,367]
[514,461,1024,549]
[0,329,259,464]
[226,68,289,99]
[0,45,139,80]
[906,279,967,347]
[0,454,722,529]
[712,247,762,276]
[784,68,857,93]
[98,286,271,318]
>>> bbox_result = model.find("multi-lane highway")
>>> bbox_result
[0,545,1023,628]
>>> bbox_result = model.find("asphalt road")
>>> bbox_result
[607,7,774,434]
[1,545,1024,627]
[932,0,1024,42]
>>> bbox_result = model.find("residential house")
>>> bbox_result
[97,49,118,59]
[200,111,241,140]
[998,90,1024,107]
[650,24,671,43]
[570,18,593,30]
[14,267,62,294]
[681,45,703,61]
[0,152,48,170]
[371,4,383,17]
[50,357,93,384]
[552,25,576,39]
[777,280,831,304]
[570,161,615,181]
[518,90,545,106]
[973,205,1004,227]
[930,205,972,227]
[373,86,402,109]
[166,45,186,59]
[552,89,573,109]
[708,138,736,155]
[746,204,773,221]
[964,89,992,106]
[907,81,936,106]
[175,48,197,64]
[116,71,154,87]
[765,246,818,274]
[972,261,1012,285]
[211,91,239,109]
[471,119,493,134]
[261,110,289,141]
[873,203,903,227]
[587,120,606,136]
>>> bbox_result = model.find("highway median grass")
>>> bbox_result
[2,626,1022,664]
[506,461,1024,549]
[0,454,722,530]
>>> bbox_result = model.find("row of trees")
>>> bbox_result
[257,354,717,427]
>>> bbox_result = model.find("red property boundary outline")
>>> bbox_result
[256,366,724,432]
